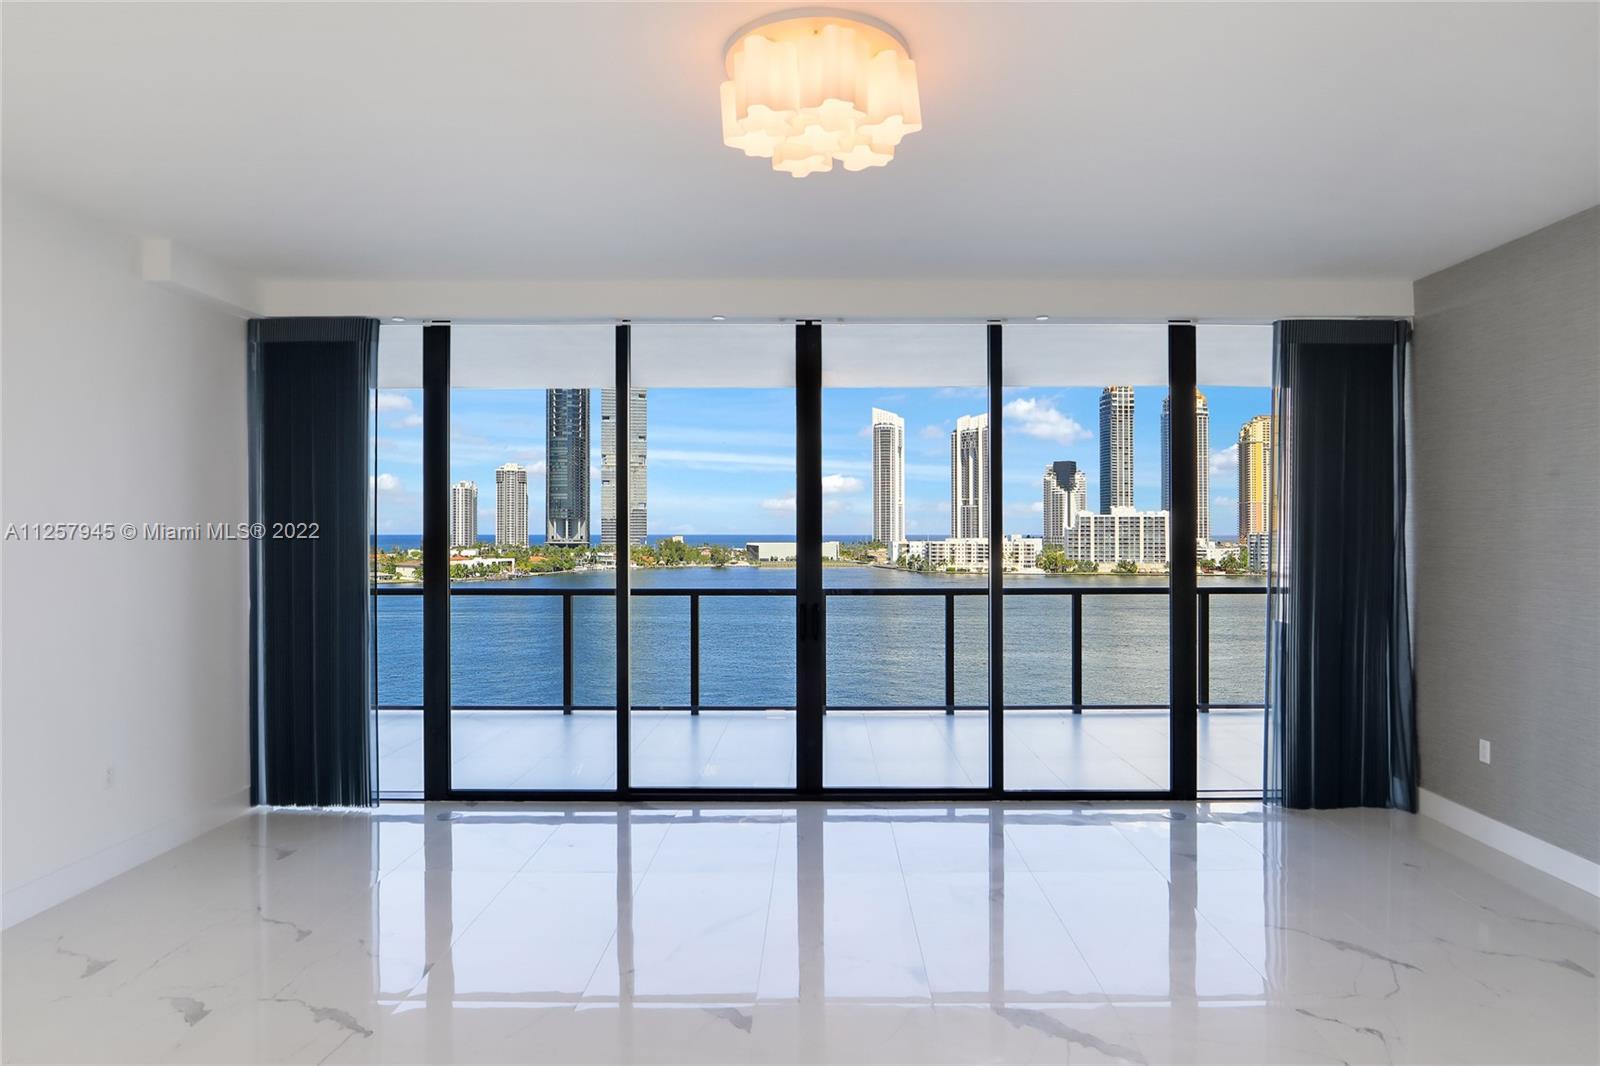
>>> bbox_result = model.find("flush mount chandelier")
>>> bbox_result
[720,10,922,177]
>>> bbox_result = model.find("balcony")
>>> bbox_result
[375,584,1266,795]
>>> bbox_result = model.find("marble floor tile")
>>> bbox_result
[378,709,1264,795]
[3,802,1595,1064]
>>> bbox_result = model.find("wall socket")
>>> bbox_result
[1479,739,1491,765]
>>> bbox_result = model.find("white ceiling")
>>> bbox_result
[3,2,1596,285]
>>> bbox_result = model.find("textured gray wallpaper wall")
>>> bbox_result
[1413,207,1600,863]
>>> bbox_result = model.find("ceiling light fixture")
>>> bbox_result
[720,11,922,178]
[1035,315,1050,322]
[711,315,727,321]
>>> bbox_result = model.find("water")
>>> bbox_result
[376,565,1268,710]
[374,533,826,551]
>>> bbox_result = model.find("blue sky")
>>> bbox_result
[374,384,1271,541]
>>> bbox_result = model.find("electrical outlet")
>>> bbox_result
[1479,739,1491,765]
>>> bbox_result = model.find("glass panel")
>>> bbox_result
[822,323,990,789]
[1000,323,1170,791]
[374,324,424,798]
[627,323,796,788]
[1197,324,1272,794]
[448,325,616,791]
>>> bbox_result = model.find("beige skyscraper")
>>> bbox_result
[871,408,905,559]
[1161,390,1211,542]
[950,413,989,539]
[450,480,478,549]
[601,388,648,547]
[494,463,528,546]
[1237,415,1273,537]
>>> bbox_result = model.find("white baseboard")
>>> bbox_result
[2,787,251,929]
[1418,788,1600,898]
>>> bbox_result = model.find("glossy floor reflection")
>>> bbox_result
[378,709,1263,794]
[4,803,1595,1064]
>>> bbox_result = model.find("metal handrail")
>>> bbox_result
[374,581,1268,715]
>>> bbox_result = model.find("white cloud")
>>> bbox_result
[376,393,413,412]
[653,448,794,473]
[396,414,424,429]
[1002,397,1092,445]
[373,472,403,493]
[760,474,863,515]
[821,473,864,495]
[1209,444,1238,480]
[918,424,947,440]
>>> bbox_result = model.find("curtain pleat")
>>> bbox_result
[249,317,379,807]
[1265,320,1416,810]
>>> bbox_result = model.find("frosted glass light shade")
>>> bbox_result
[720,15,922,178]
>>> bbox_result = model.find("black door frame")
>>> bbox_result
[416,320,1200,803]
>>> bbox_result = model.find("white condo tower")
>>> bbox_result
[450,480,478,548]
[950,413,990,539]
[871,408,905,560]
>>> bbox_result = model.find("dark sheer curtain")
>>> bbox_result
[1265,320,1416,810]
[248,318,379,806]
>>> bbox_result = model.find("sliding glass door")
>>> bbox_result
[1001,324,1172,792]
[373,324,424,797]
[447,325,617,791]
[376,319,1236,801]
[819,324,992,789]
[627,325,797,788]
[1195,325,1273,796]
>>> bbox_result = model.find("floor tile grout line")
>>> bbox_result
[886,816,938,1005]
[748,816,790,1007]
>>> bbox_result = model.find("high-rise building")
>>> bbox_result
[1238,414,1274,538]
[450,480,478,548]
[1161,390,1211,542]
[871,408,905,559]
[1042,460,1086,546]
[601,388,648,547]
[1099,385,1135,513]
[949,413,989,539]
[545,389,590,547]
[494,463,528,546]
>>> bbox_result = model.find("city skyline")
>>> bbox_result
[375,384,1270,541]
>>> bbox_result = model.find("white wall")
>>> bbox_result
[1,184,251,926]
